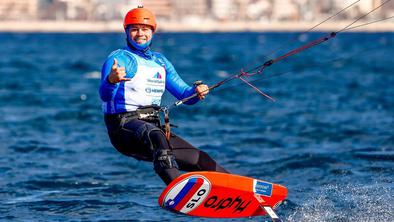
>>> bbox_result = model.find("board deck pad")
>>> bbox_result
[158,171,287,218]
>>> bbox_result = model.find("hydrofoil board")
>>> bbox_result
[158,171,287,221]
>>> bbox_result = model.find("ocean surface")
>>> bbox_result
[0,31,393,222]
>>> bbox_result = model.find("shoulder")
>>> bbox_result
[106,48,137,67]
[107,48,136,61]
[151,50,173,68]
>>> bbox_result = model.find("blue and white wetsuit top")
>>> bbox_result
[99,46,198,114]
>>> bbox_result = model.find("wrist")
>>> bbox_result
[193,80,203,87]
[107,75,115,84]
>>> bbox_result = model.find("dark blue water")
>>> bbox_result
[0,32,393,221]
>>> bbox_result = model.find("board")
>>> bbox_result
[158,171,287,220]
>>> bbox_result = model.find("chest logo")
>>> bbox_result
[153,72,162,79]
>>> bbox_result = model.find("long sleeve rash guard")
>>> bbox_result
[99,46,198,114]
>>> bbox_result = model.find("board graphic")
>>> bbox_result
[158,171,287,219]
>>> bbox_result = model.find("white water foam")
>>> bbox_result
[287,183,394,222]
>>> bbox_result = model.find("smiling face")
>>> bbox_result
[128,24,153,45]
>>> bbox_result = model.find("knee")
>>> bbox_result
[147,129,169,150]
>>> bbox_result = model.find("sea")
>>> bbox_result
[0,31,393,222]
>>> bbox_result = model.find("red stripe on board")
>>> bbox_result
[174,178,204,211]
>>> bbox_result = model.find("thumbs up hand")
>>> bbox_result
[108,58,131,84]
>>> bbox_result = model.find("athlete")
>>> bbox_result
[99,6,228,185]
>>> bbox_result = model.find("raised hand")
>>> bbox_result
[108,58,131,84]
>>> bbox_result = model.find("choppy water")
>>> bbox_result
[0,32,393,221]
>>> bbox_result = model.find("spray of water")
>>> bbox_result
[287,183,394,222]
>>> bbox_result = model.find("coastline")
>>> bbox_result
[0,20,393,33]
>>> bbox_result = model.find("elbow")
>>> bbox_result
[183,88,199,105]
[99,88,112,102]
[99,93,109,102]
[100,94,111,102]
[99,92,113,102]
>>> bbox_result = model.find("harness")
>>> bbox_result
[107,105,172,141]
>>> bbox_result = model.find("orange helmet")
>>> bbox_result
[123,6,157,32]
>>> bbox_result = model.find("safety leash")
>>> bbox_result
[162,107,171,141]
